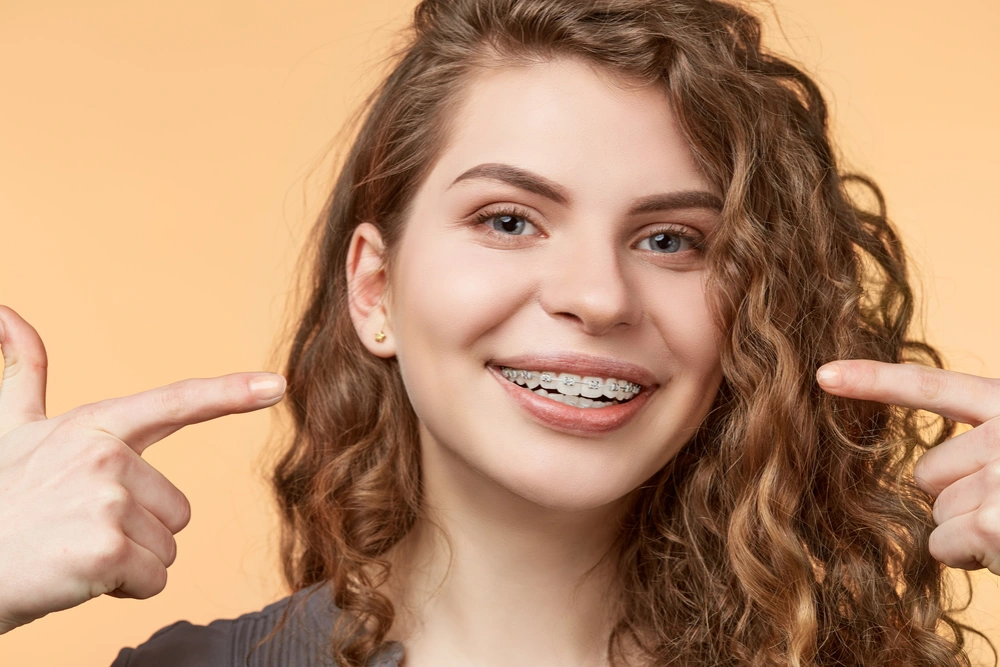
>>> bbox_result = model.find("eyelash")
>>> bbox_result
[472,205,707,255]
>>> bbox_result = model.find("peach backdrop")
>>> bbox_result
[1,1,998,664]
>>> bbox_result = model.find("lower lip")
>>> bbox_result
[487,365,656,436]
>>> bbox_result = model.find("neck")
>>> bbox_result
[381,427,633,667]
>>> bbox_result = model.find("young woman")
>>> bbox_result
[2,0,999,665]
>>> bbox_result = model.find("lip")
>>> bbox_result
[487,364,658,437]
[487,352,658,388]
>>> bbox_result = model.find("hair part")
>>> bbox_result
[255,1,994,665]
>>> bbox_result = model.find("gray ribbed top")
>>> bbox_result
[110,582,404,667]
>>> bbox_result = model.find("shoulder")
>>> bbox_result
[109,581,382,667]
[109,618,229,667]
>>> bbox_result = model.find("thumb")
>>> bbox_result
[0,305,49,434]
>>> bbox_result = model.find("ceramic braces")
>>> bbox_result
[500,366,641,395]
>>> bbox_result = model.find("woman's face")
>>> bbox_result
[363,57,723,511]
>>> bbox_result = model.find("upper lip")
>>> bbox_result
[488,352,659,388]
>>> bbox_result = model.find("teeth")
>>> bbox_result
[501,366,642,406]
[580,376,604,398]
[535,390,609,409]
[557,373,582,396]
[539,372,560,391]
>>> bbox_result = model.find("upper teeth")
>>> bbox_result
[500,366,641,400]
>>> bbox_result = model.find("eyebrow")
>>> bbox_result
[448,162,723,215]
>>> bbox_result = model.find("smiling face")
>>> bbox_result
[355,56,724,512]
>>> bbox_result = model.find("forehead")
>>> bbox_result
[424,56,712,199]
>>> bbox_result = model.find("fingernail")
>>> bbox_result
[249,374,286,401]
[0,318,5,343]
[816,365,842,388]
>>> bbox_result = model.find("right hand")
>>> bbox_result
[0,305,287,635]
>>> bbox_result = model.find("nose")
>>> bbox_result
[538,233,641,336]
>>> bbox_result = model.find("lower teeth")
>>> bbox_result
[529,386,625,409]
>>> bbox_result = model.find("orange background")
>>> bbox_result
[1,1,998,665]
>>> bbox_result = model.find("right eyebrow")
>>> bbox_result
[448,162,723,215]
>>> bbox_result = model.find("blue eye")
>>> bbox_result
[474,206,539,236]
[491,214,528,234]
[637,229,703,254]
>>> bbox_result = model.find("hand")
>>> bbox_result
[817,358,1000,573]
[0,305,286,634]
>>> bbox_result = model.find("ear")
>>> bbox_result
[346,222,396,358]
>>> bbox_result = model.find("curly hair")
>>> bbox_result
[254,0,992,665]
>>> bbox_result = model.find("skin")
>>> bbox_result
[0,52,997,667]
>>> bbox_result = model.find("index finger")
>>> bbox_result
[59,372,286,455]
[816,360,1000,427]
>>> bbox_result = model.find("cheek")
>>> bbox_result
[647,271,722,378]
[391,233,536,352]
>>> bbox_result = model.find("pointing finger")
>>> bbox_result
[816,359,1000,427]
[0,305,49,433]
[63,372,286,455]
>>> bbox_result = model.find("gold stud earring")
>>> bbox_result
[374,330,386,343]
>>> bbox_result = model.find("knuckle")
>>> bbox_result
[166,536,178,567]
[982,418,1000,447]
[985,460,1000,486]
[3,350,48,378]
[212,377,246,414]
[66,402,104,426]
[932,496,947,525]
[130,566,168,600]
[153,385,189,423]
[231,376,256,407]
[842,363,870,392]
[90,531,131,571]
[915,368,947,402]
[95,485,132,520]
[927,527,946,562]
[174,495,192,533]
[87,439,131,474]
[912,457,936,495]
[151,566,169,597]
[974,505,1000,539]
[927,527,965,567]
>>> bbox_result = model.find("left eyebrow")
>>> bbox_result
[448,162,723,215]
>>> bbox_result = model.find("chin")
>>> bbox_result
[483,452,649,513]
[515,486,632,513]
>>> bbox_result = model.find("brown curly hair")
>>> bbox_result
[254,0,993,665]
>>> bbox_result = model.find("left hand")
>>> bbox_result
[816,359,1000,574]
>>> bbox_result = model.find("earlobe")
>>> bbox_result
[346,222,396,358]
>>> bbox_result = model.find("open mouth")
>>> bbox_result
[497,366,641,409]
